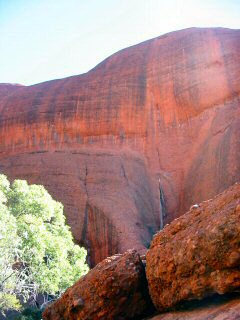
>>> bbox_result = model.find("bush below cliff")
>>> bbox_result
[0,174,89,317]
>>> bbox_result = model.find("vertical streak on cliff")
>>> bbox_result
[80,163,91,264]
[159,178,166,230]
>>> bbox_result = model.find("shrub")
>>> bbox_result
[0,174,89,315]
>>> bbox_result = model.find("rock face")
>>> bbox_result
[148,294,240,320]
[146,183,240,311]
[0,83,23,100]
[42,250,153,320]
[0,28,240,265]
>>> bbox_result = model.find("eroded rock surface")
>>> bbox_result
[146,183,240,311]
[0,28,240,265]
[43,250,153,320]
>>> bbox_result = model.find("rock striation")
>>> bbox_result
[42,250,153,320]
[0,28,240,265]
[146,183,240,311]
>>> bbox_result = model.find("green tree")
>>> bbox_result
[0,174,89,315]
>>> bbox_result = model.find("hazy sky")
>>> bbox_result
[0,0,239,85]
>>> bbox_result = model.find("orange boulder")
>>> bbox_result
[42,250,153,320]
[146,183,240,311]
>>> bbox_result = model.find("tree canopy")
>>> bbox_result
[0,174,89,315]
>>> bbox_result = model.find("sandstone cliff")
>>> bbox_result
[0,28,239,265]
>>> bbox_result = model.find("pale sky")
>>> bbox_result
[0,0,239,85]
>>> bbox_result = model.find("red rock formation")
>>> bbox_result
[42,250,153,320]
[148,294,240,320]
[146,183,240,311]
[0,28,239,265]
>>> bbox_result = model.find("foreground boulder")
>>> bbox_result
[146,183,240,311]
[43,250,153,320]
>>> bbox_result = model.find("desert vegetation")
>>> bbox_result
[0,174,89,318]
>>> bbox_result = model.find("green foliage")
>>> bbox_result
[0,174,89,315]
[0,293,21,311]
[15,307,42,320]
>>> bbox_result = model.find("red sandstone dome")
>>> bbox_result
[0,28,239,266]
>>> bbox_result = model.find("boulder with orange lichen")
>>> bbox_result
[146,183,240,312]
[43,250,154,320]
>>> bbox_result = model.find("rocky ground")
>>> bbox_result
[147,294,240,320]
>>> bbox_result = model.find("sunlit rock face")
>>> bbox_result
[0,28,239,266]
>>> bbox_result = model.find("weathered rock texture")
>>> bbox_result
[148,294,240,320]
[146,183,240,311]
[0,28,240,265]
[43,250,153,320]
